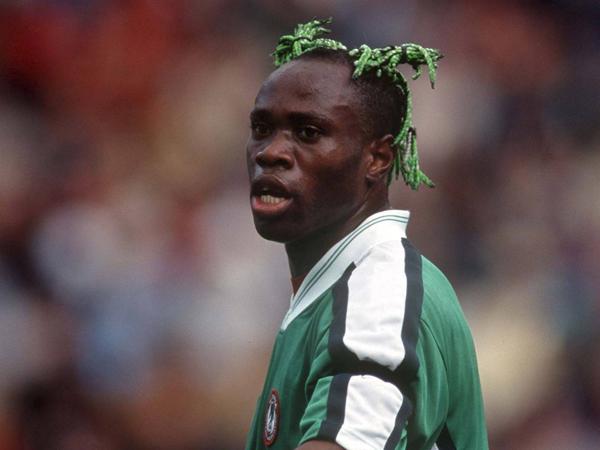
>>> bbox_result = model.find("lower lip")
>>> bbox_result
[251,196,293,217]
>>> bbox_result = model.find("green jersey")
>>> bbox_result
[246,210,488,450]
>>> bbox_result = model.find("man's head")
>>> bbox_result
[246,19,441,245]
[247,54,396,244]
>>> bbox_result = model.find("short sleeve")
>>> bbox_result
[298,239,424,450]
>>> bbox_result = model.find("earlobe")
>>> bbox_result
[365,134,394,184]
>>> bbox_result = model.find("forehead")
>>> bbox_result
[253,58,358,118]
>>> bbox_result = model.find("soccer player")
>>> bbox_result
[245,19,488,450]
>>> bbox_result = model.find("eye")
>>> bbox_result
[296,125,322,142]
[251,122,272,139]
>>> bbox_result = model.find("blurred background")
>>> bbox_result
[0,0,599,449]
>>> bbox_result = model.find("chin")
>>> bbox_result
[253,219,299,244]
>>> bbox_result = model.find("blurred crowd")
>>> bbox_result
[0,0,598,449]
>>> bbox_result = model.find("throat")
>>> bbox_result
[291,273,307,295]
[285,199,391,280]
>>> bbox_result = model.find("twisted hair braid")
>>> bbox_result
[272,19,348,67]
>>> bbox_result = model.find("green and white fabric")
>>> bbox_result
[245,210,488,450]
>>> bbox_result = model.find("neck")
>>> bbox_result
[285,197,390,278]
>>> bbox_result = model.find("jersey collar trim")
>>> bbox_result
[281,209,410,330]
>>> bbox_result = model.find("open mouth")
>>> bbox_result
[251,191,293,216]
[250,177,293,217]
[258,194,287,205]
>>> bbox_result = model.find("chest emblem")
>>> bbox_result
[263,389,280,446]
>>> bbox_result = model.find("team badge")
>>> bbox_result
[263,389,280,446]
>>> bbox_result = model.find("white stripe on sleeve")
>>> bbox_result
[343,240,408,371]
[336,374,404,450]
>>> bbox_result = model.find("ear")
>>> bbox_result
[365,134,395,184]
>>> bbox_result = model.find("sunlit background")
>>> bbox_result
[0,1,599,449]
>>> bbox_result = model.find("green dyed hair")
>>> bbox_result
[272,18,442,190]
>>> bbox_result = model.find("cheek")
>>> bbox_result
[319,148,366,189]
[303,151,366,210]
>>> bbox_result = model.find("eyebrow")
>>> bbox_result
[249,108,271,122]
[250,108,334,127]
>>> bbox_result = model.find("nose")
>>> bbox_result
[254,132,294,170]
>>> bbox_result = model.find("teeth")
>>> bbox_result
[260,194,285,205]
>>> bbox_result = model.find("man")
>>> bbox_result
[245,19,488,450]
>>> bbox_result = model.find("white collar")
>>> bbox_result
[281,209,410,330]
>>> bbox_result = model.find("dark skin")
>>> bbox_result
[247,58,395,450]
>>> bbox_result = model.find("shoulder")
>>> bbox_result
[328,238,423,372]
[346,237,421,300]
[336,238,420,316]
[340,239,468,331]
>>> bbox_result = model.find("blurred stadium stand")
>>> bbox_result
[0,1,598,449]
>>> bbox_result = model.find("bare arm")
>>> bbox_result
[297,441,344,450]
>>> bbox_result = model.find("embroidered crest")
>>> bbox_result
[263,389,280,446]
